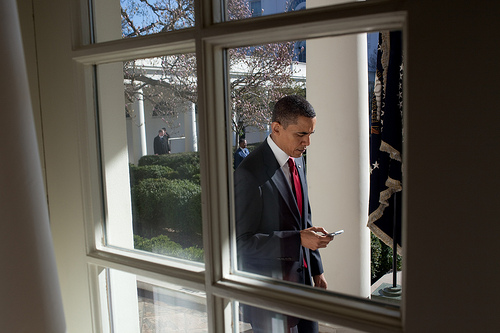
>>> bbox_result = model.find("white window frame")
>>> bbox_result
[72,0,407,332]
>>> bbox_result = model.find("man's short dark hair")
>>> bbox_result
[271,95,316,128]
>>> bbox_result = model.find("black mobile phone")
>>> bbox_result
[327,229,344,237]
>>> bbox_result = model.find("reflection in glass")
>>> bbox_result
[225,0,373,21]
[235,301,367,333]
[98,268,207,332]
[120,0,195,37]
[226,0,306,20]
[98,54,203,263]
[228,41,306,145]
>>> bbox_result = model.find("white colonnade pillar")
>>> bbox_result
[307,32,371,297]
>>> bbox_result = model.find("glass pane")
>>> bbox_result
[92,0,195,43]
[225,0,376,21]
[98,268,207,332]
[230,32,403,304]
[96,53,203,264]
[234,300,367,332]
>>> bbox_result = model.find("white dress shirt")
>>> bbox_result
[267,135,293,188]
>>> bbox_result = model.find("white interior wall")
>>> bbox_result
[26,0,94,330]
[0,1,65,332]
[403,1,500,331]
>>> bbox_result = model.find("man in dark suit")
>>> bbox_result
[233,138,249,169]
[234,95,335,333]
[153,129,168,155]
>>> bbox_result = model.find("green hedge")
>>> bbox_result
[132,178,202,235]
[134,235,204,262]
[138,152,200,183]
[371,232,402,284]
[130,164,178,187]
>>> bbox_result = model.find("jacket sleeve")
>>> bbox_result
[304,187,324,276]
[153,137,160,154]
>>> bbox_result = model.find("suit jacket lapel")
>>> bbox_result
[261,141,302,225]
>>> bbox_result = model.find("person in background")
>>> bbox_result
[233,138,249,169]
[161,127,171,154]
[153,129,168,155]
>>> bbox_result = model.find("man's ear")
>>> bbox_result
[271,121,281,135]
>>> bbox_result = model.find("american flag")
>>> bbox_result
[367,31,403,254]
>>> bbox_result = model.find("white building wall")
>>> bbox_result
[127,99,198,163]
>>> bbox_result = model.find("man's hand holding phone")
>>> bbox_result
[326,229,344,237]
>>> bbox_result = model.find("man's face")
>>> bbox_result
[240,140,247,148]
[271,116,316,158]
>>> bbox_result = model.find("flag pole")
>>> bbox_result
[392,191,398,288]
[381,191,402,298]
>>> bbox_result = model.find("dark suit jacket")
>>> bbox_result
[234,139,323,285]
[153,135,167,155]
[233,147,249,169]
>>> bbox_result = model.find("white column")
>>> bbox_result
[307,33,371,297]
[131,87,147,161]
[0,1,66,332]
[184,102,198,152]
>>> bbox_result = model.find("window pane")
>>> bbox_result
[230,32,403,303]
[96,53,203,264]
[92,0,195,43]
[225,0,376,21]
[98,268,207,332]
[228,41,306,147]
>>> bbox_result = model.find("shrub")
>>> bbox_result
[138,152,200,183]
[134,234,153,252]
[134,234,204,262]
[371,233,383,282]
[150,234,183,253]
[130,164,178,187]
[371,232,402,284]
[139,152,199,169]
[132,178,202,234]
[176,163,200,182]
[179,246,204,262]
